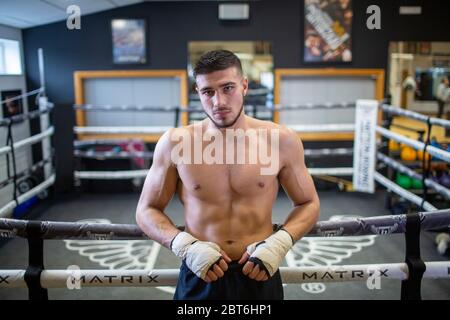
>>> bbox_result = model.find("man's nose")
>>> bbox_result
[212,91,223,107]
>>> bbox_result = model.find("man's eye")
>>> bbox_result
[203,91,214,96]
[224,86,234,92]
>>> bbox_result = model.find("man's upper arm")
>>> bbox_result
[278,128,318,206]
[138,129,178,211]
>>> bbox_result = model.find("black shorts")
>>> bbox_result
[173,260,284,300]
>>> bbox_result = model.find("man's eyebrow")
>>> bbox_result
[199,82,236,92]
[199,86,213,92]
[220,81,236,87]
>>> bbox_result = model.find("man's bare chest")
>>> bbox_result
[177,163,278,198]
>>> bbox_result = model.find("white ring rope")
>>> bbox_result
[289,124,355,133]
[1,261,448,288]
[304,148,353,157]
[0,174,55,218]
[74,102,354,113]
[75,149,353,159]
[381,104,450,130]
[74,126,172,134]
[0,157,52,189]
[74,104,179,112]
[271,102,355,110]
[0,88,44,106]
[377,153,450,200]
[374,172,437,211]
[0,103,53,127]
[74,150,154,159]
[309,167,353,176]
[74,139,145,148]
[75,168,353,180]
[0,127,54,157]
[376,126,450,162]
[74,170,148,180]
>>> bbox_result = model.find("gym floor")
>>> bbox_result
[1,190,449,300]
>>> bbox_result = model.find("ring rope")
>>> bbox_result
[289,124,355,133]
[0,88,44,106]
[74,102,354,113]
[304,148,353,157]
[381,104,450,130]
[377,153,450,200]
[0,158,53,190]
[0,174,55,218]
[1,261,449,288]
[74,170,148,180]
[1,209,448,240]
[73,167,354,180]
[376,126,450,162]
[0,127,54,157]
[74,150,154,159]
[0,104,53,127]
[309,167,353,176]
[74,126,171,134]
[270,102,355,110]
[374,172,437,211]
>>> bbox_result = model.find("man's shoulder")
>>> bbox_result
[162,123,199,140]
[247,116,284,131]
[277,125,303,152]
[246,117,299,140]
[158,126,189,149]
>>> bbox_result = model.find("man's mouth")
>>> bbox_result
[213,109,231,117]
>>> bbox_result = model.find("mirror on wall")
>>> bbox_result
[388,41,450,116]
[187,41,274,123]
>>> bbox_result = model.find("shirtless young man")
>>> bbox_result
[136,50,320,300]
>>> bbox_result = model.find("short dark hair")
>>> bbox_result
[193,50,242,78]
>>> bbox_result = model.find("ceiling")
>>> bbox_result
[0,0,249,29]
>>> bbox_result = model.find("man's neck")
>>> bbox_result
[206,113,248,132]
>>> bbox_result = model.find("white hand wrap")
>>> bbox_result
[171,231,222,280]
[246,229,294,277]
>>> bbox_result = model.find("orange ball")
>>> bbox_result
[389,140,400,151]
[401,147,417,161]
[417,150,431,161]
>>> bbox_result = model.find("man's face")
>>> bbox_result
[196,67,248,128]
[306,36,320,48]
[6,101,17,114]
[339,0,350,9]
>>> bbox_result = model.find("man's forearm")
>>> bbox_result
[282,199,320,242]
[136,208,180,249]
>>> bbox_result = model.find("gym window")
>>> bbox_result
[0,38,22,75]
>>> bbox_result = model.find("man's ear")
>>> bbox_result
[242,77,248,96]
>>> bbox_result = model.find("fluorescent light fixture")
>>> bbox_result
[219,4,250,20]
[399,6,422,15]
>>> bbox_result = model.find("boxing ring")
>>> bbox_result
[0,209,450,297]
[1,93,450,300]
[0,49,55,219]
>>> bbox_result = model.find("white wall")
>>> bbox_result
[279,76,375,125]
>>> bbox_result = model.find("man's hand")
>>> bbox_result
[238,229,294,281]
[204,250,231,283]
[171,231,232,282]
[238,252,269,281]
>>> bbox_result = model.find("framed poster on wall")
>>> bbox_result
[1,89,23,118]
[304,0,353,63]
[111,19,146,64]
